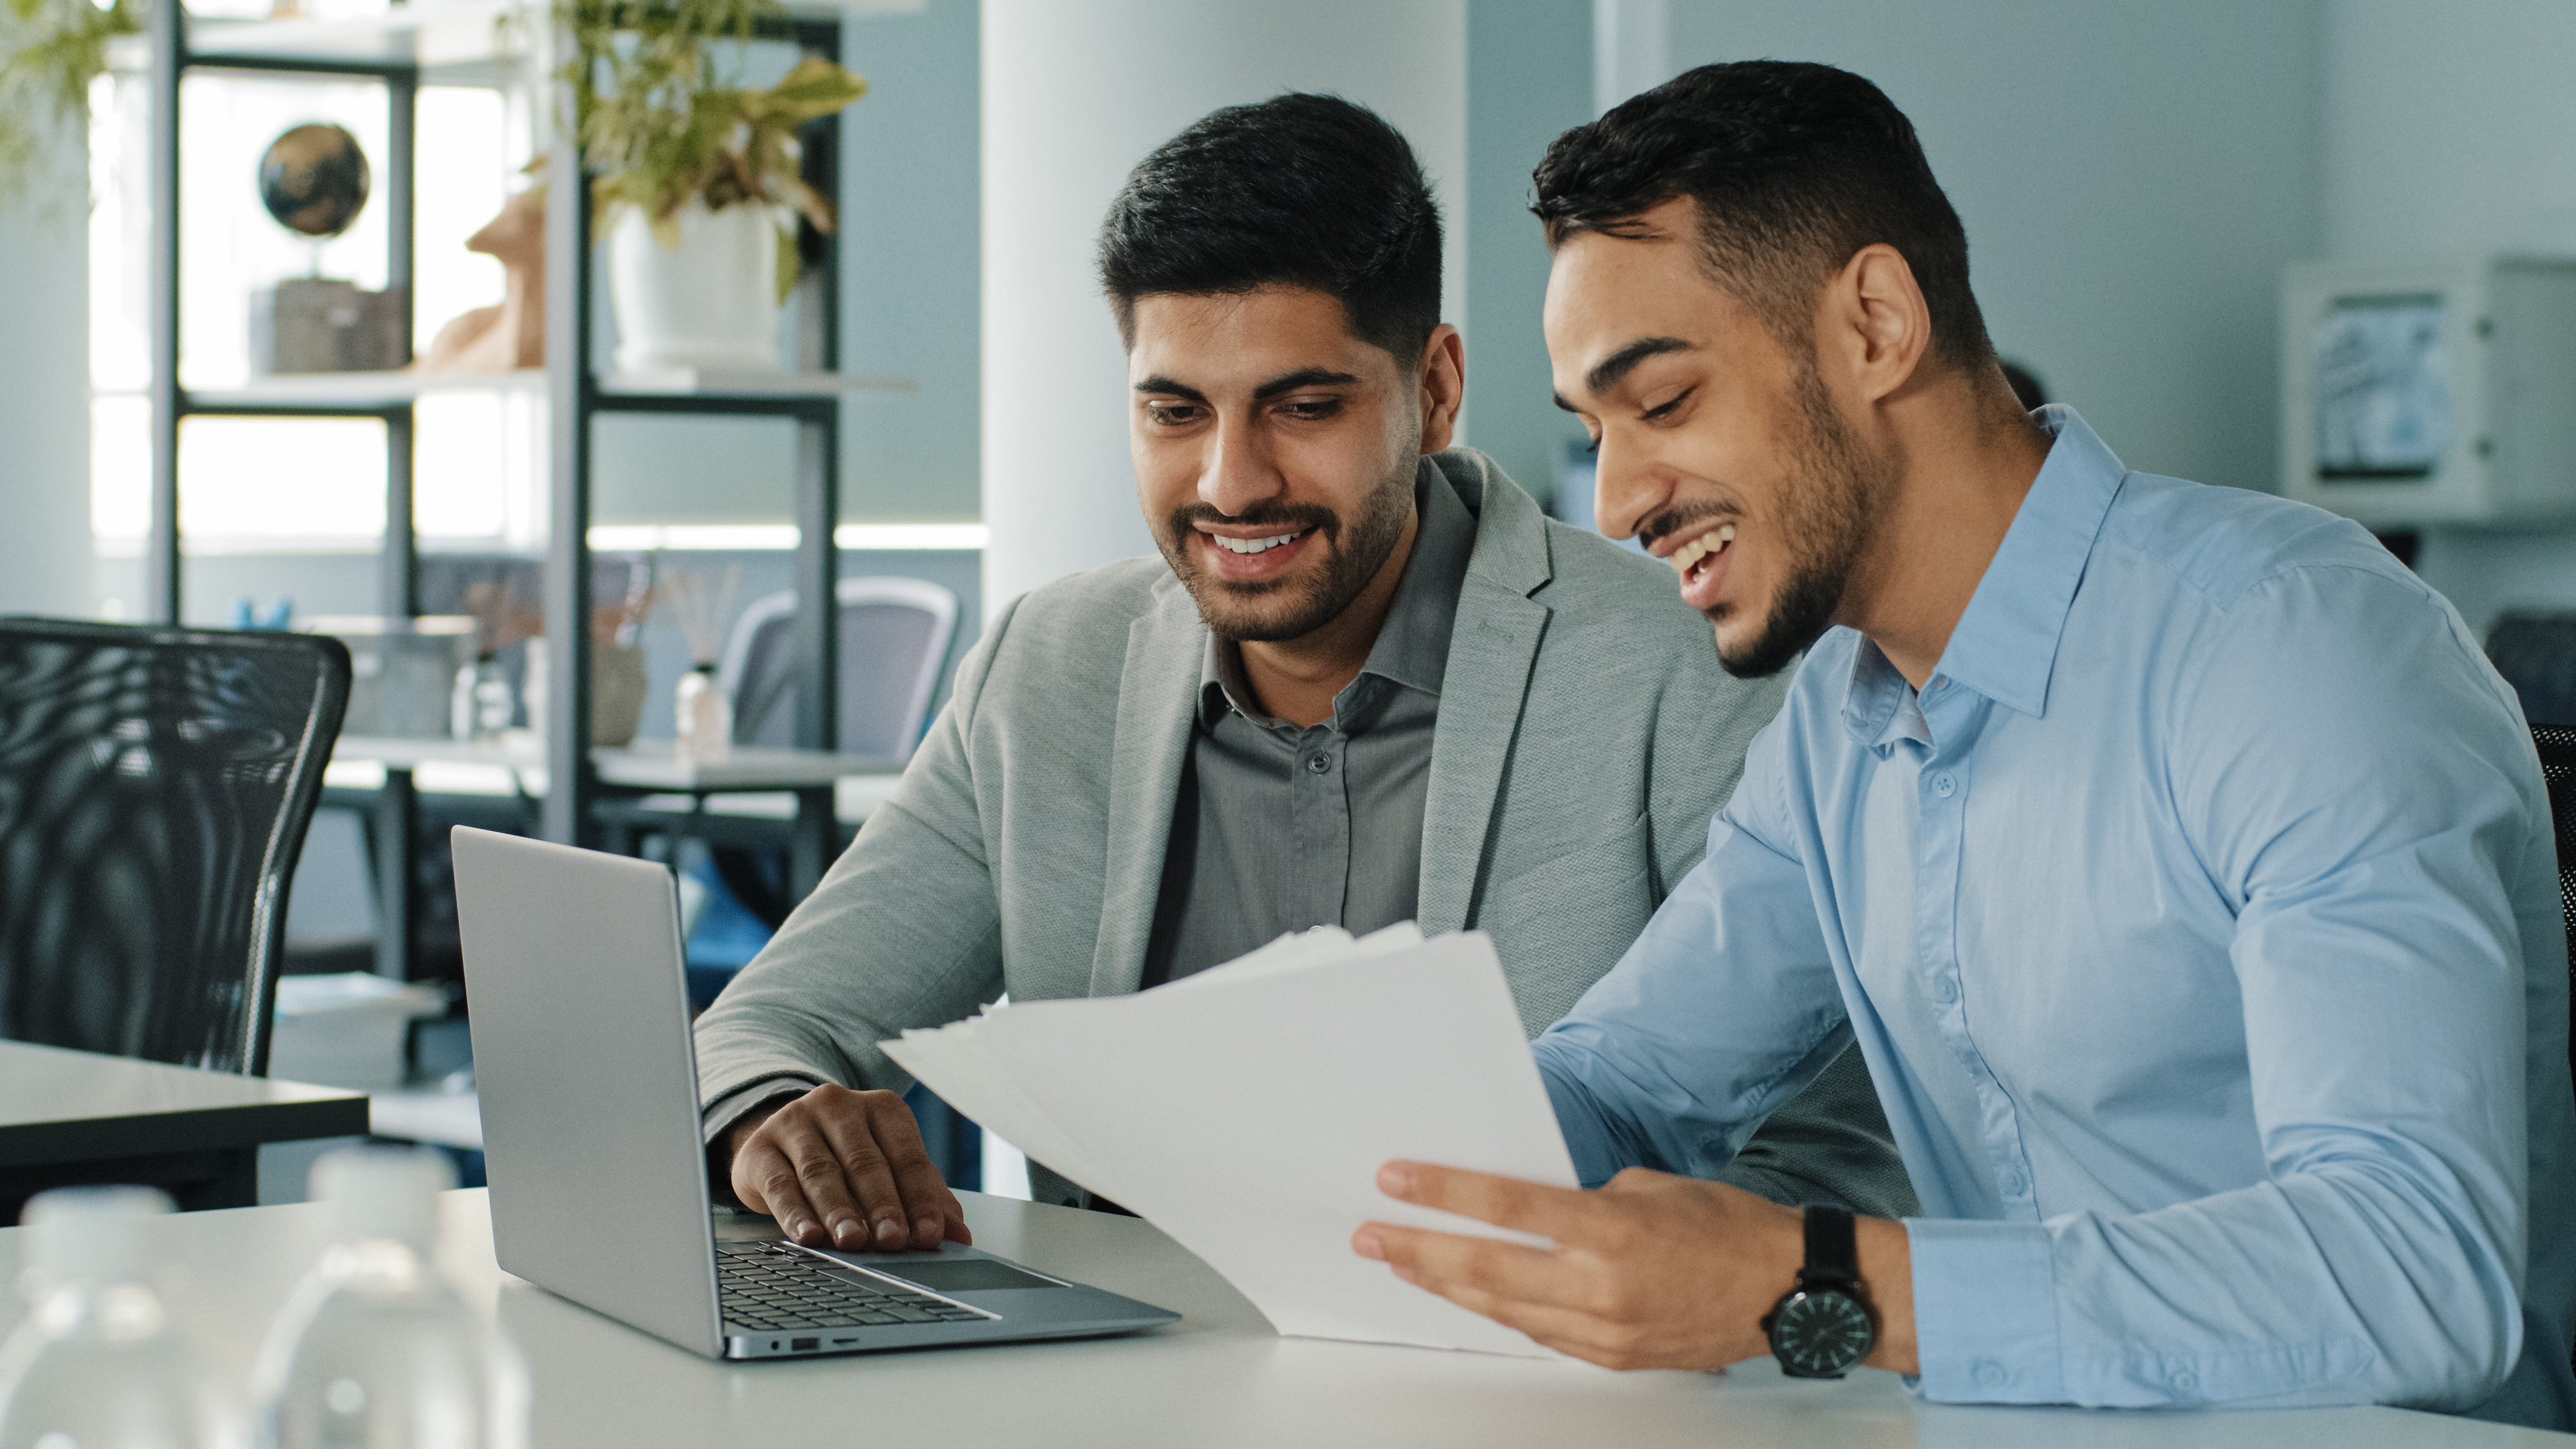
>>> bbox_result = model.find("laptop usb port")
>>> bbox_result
[791,1338,818,1352]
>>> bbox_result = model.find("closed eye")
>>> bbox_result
[1642,388,1693,423]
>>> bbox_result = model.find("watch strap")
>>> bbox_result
[1801,1204,1860,1289]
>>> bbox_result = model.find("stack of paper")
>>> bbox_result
[879,924,1579,1357]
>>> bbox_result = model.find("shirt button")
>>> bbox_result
[1305,753,1332,774]
[1998,1167,2027,1197]
[1972,1358,2008,1389]
[2170,1368,2199,1394]
[1928,974,1958,1004]
[1931,771,1956,797]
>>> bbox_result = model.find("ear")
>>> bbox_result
[1819,244,1931,405]
[1415,323,1466,454]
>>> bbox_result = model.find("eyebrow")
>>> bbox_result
[1552,336,1695,411]
[1253,367,1361,400]
[1133,367,1363,404]
[1134,375,1206,402]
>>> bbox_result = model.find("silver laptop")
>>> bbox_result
[451,826,1180,1360]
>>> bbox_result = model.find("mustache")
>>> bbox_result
[1169,500,1342,542]
[1635,502,1739,555]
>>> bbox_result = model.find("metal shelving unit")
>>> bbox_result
[133,0,919,971]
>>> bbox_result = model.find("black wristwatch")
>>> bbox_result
[1762,1205,1878,1378]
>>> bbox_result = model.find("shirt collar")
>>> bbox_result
[1199,457,1472,729]
[1839,405,2126,743]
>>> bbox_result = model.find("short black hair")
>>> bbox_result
[1098,93,1443,362]
[1532,61,1992,370]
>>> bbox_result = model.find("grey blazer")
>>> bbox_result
[694,449,1915,1216]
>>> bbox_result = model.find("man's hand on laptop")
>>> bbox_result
[727,1085,972,1252]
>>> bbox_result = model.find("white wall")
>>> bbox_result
[0,131,93,619]
[1660,2,2324,495]
[979,0,1468,619]
[2320,0,2576,634]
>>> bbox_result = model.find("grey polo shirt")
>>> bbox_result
[1138,458,1472,987]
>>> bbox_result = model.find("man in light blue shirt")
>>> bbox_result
[1352,62,2576,1430]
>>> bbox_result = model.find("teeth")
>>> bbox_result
[1665,524,1736,578]
[1213,532,1300,555]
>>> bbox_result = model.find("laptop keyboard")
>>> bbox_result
[717,1241,994,1332]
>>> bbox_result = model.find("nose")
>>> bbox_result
[1200,413,1285,519]
[1590,435,1664,543]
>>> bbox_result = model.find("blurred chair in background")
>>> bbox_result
[698,576,960,932]
[0,618,350,1074]
[717,575,961,758]
[2487,612,2576,728]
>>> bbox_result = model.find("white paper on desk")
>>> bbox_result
[879,926,1578,1358]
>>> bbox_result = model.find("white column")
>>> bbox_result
[1593,0,1671,116]
[979,0,1467,622]
[0,133,93,618]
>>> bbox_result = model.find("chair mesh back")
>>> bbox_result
[2531,724,2576,1082]
[0,619,349,1073]
[731,596,950,757]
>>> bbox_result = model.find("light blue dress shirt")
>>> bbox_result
[1532,408,2576,1428]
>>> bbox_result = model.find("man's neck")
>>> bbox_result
[1843,380,2054,690]
[1237,504,1421,728]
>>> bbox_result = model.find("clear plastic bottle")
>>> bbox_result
[450,655,513,744]
[252,1148,525,1449]
[0,1185,211,1449]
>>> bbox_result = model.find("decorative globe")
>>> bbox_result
[258,123,371,239]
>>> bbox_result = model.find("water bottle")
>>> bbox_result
[0,1185,210,1449]
[449,655,513,743]
[252,1148,526,1449]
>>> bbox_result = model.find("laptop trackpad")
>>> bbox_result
[865,1257,1063,1294]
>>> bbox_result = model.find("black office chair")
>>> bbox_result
[2535,727,2576,1081]
[0,617,350,1075]
[2534,724,2576,1378]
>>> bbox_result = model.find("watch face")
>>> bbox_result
[1770,1289,1874,1377]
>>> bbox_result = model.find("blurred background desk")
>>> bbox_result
[0,1187,2545,1448]
[327,735,906,983]
[0,1040,366,1215]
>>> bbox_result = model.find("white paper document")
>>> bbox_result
[879,925,1580,1357]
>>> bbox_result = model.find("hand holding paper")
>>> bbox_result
[879,924,1578,1356]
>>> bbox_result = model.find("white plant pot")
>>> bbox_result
[607,199,785,374]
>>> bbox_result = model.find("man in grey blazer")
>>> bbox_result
[693,94,1912,1254]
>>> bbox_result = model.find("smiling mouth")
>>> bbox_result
[1666,523,1736,587]
[1208,529,1309,555]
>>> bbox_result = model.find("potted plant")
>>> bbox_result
[0,0,139,211]
[561,0,864,374]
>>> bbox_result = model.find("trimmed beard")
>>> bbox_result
[1715,360,1889,679]
[1157,457,1419,644]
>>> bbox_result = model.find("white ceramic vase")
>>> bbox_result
[674,663,733,763]
[607,199,785,374]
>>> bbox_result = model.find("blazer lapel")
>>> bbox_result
[1087,580,1205,996]
[1417,450,1554,934]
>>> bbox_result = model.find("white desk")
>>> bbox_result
[0,1040,368,1211]
[332,735,907,794]
[328,735,907,978]
[3,1189,2555,1448]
